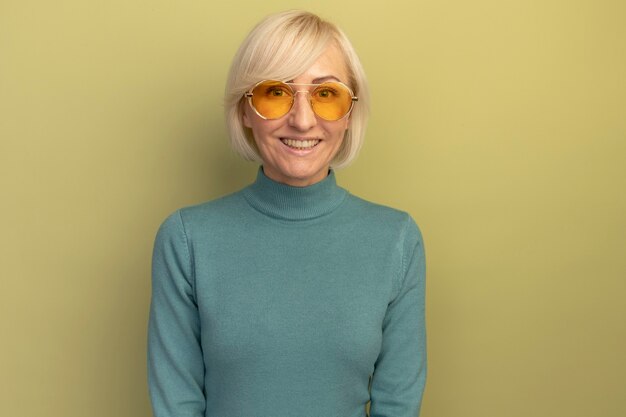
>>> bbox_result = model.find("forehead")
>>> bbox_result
[290,44,350,84]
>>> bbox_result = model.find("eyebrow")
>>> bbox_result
[312,75,342,83]
[286,75,343,84]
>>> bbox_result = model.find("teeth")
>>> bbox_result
[281,139,320,149]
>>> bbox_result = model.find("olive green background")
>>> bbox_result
[1,0,625,416]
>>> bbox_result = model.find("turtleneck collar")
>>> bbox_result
[242,167,347,221]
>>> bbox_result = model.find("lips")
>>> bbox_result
[280,138,321,149]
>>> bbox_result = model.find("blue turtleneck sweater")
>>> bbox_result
[148,168,426,417]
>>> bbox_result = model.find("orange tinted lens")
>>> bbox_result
[310,82,353,120]
[251,81,293,119]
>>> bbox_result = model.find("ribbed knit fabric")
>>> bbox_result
[148,167,426,417]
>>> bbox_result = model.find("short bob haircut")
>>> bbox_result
[224,10,370,169]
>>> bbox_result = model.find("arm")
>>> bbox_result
[370,216,427,417]
[148,210,205,417]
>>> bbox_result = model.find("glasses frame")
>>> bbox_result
[244,80,358,121]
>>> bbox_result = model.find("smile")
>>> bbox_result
[280,138,321,149]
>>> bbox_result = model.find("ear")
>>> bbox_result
[243,109,252,128]
[342,115,351,131]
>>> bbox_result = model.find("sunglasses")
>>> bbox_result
[244,80,358,121]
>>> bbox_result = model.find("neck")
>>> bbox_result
[261,165,331,187]
[242,166,347,221]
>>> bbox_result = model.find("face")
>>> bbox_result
[243,45,351,187]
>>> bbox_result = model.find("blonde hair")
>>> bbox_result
[224,10,370,169]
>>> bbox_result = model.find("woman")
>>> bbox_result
[148,10,426,417]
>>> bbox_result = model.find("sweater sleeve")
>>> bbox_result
[148,210,205,417]
[369,215,427,417]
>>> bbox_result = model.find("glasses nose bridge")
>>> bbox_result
[290,88,315,111]
[292,89,312,97]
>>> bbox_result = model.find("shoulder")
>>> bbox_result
[341,192,425,291]
[179,190,245,223]
[342,192,423,242]
[155,188,248,239]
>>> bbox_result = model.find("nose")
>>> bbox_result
[288,91,317,131]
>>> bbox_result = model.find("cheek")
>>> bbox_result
[247,118,281,148]
[331,120,350,141]
[340,117,350,134]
